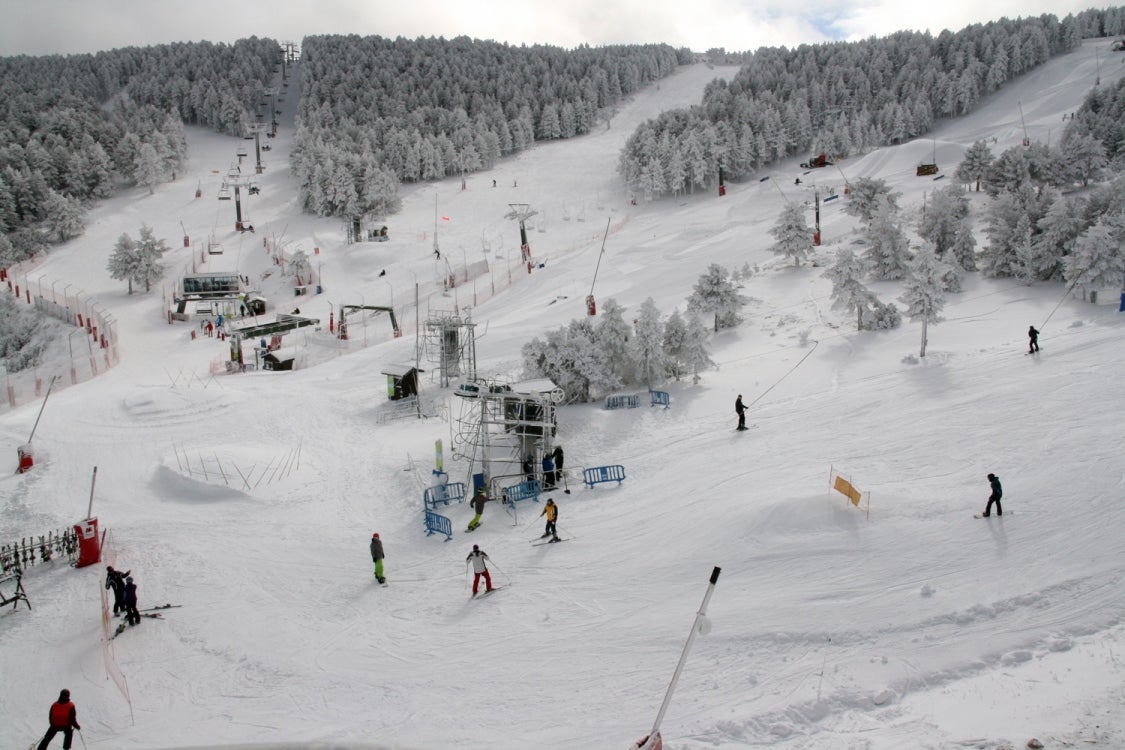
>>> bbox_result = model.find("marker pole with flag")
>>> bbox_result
[630,566,722,750]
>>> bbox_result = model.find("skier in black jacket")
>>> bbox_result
[1028,326,1040,353]
[104,566,130,616]
[982,473,1003,517]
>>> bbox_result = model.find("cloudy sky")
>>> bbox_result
[0,0,1102,56]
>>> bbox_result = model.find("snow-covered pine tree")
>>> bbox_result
[862,195,912,280]
[133,142,163,195]
[985,146,1032,197]
[41,189,85,243]
[133,224,169,293]
[824,248,871,330]
[1032,192,1084,282]
[899,243,948,358]
[631,297,667,390]
[919,184,974,266]
[981,185,1040,278]
[1059,131,1108,187]
[1064,211,1125,301]
[661,309,688,381]
[686,263,748,332]
[107,232,140,295]
[844,177,900,223]
[955,139,995,192]
[769,201,815,267]
[595,299,635,388]
[681,312,715,384]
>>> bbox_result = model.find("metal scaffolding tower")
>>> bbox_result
[422,310,477,388]
[451,378,563,492]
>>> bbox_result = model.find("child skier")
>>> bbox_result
[37,688,80,750]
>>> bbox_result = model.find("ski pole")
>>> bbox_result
[561,468,570,494]
[79,728,88,750]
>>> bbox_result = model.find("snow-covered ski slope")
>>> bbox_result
[1,38,1123,750]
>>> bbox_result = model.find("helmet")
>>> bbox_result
[472,544,479,551]
[372,532,380,539]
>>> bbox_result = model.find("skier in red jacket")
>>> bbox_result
[37,689,80,750]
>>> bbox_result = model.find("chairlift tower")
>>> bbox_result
[423,310,478,388]
[505,203,538,262]
[220,163,257,232]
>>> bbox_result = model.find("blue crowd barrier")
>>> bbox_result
[502,479,541,505]
[606,394,640,409]
[650,390,670,408]
[424,481,466,509]
[583,465,626,488]
[424,509,453,541]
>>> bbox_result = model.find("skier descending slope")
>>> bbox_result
[465,544,494,596]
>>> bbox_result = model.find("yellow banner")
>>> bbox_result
[833,475,862,506]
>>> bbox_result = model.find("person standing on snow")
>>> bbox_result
[105,566,130,616]
[465,544,493,595]
[467,487,491,531]
[735,394,747,431]
[539,498,559,541]
[37,688,80,750]
[370,532,385,584]
[1028,325,1040,353]
[982,473,1003,517]
[542,452,556,489]
[123,576,140,625]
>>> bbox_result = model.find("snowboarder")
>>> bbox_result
[104,566,130,616]
[370,532,385,584]
[467,487,491,531]
[539,498,559,541]
[123,576,140,625]
[466,544,493,595]
[735,394,747,431]
[542,453,556,489]
[37,688,80,750]
[982,473,1003,517]
[1028,325,1040,353]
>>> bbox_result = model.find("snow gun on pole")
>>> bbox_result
[629,566,722,750]
[586,216,611,316]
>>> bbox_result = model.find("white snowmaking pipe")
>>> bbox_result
[646,566,722,741]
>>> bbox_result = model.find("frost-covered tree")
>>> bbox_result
[1064,211,1125,301]
[1032,193,1084,281]
[1059,132,1107,187]
[134,142,163,195]
[986,146,1032,196]
[631,297,667,389]
[956,139,995,191]
[981,186,1040,278]
[770,201,815,267]
[595,298,633,388]
[661,309,689,381]
[107,232,140,294]
[899,244,948,357]
[824,248,871,330]
[845,177,900,223]
[681,312,715,384]
[41,189,85,243]
[290,249,312,285]
[919,184,974,269]
[686,263,748,332]
[862,195,912,280]
[133,224,168,293]
[522,318,609,403]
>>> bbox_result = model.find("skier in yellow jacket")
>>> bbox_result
[539,498,559,541]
